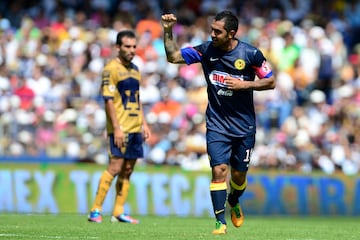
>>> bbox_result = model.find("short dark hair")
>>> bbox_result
[214,11,238,33]
[116,30,136,45]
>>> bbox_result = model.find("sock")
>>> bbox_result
[112,178,130,216]
[227,178,247,207]
[210,181,227,224]
[91,170,114,212]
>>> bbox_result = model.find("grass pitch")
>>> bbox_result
[0,214,359,240]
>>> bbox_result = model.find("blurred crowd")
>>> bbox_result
[0,0,359,175]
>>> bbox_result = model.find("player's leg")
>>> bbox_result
[207,130,232,234]
[111,159,139,224]
[88,134,125,223]
[111,133,143,224]
[210,164,229,234]
[227,170,247,227]
[227,134,255,228]
[88,157,123,222]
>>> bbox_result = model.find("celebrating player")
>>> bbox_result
[88,30,150,224]
[161,11,275,234]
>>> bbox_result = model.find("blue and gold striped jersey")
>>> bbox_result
[101,59,143,134]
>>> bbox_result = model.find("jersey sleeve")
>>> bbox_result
[252,49,273,79]
[181,46,203,65]
[101,66,117,100]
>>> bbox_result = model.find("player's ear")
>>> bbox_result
[228,30,236,39]
[228,30,235,39]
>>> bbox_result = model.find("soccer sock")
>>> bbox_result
[112,178,130,216]
[91,170,114,212]
[210,181,227,224]
[228,178,247,207]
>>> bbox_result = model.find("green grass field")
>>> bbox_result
[0,214,359,240]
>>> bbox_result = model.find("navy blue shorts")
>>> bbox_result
[206,130,255,171]
[108,132,144,159]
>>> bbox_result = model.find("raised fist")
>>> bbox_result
[161,14,177,29]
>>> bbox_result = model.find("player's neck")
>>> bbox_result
[229,39,238,51]
[221,39,238,52]
[117,57,131,68]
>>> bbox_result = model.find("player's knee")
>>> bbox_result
[107,159,124,175]
[212,164,228,180]
[124,167,134,177]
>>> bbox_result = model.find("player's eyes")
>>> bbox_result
[211,29,221,35]
[124,45,136,49]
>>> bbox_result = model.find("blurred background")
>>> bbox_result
[0,0,359,216]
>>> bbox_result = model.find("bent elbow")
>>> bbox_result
[269,76,276,89]
[270,81,276,89]
[166,55,176,63]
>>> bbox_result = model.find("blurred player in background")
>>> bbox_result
[88,30,150,224]
[161,11,275,234]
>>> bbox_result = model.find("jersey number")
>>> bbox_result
[243,148,253,162]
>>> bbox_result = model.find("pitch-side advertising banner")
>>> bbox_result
[0,163,359,215]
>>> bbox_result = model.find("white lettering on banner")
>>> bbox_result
[171,174,190,216]
[1,169,359,215]
[130,172,212,216]
[0,170,14,211]
[15,170,32,213]
[194,176,213,216]
[131,172,150,215]
[0,169,212,216]
[152,173,170,215]
[70,171,89,214]
[34,171,58,213]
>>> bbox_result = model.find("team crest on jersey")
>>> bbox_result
[234,59,245,70]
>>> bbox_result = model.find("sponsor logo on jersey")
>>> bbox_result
[209,70,227,87]
[217,88,233,96]
[108,85,116,92]
[209,71,241,90]
[234,59,245,70]
[118,71,139,79]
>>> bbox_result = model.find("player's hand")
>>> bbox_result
[114,127,126,149]
[224,75,245,90]
[161,14,177,29]
[142,123,151,141]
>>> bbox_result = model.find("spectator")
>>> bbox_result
[0,1,358,176]
[13,74,35,110]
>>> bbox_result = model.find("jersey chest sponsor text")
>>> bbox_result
[209,71,227,87]
[209,70,241,86]
[118,71,139,80]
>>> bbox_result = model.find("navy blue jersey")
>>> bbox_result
[181,40,273,137]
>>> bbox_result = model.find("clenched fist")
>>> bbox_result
[161,14,177,29]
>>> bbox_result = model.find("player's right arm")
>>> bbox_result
[161,14,186,64]
[102,67,125,149]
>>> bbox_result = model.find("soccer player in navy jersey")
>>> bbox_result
[88,30,151,224]
[161,11,275,234]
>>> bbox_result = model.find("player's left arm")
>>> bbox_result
[139,101,151,141]
[224,63,275,91]
[225,50,276,91]
[249,60,276,91]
